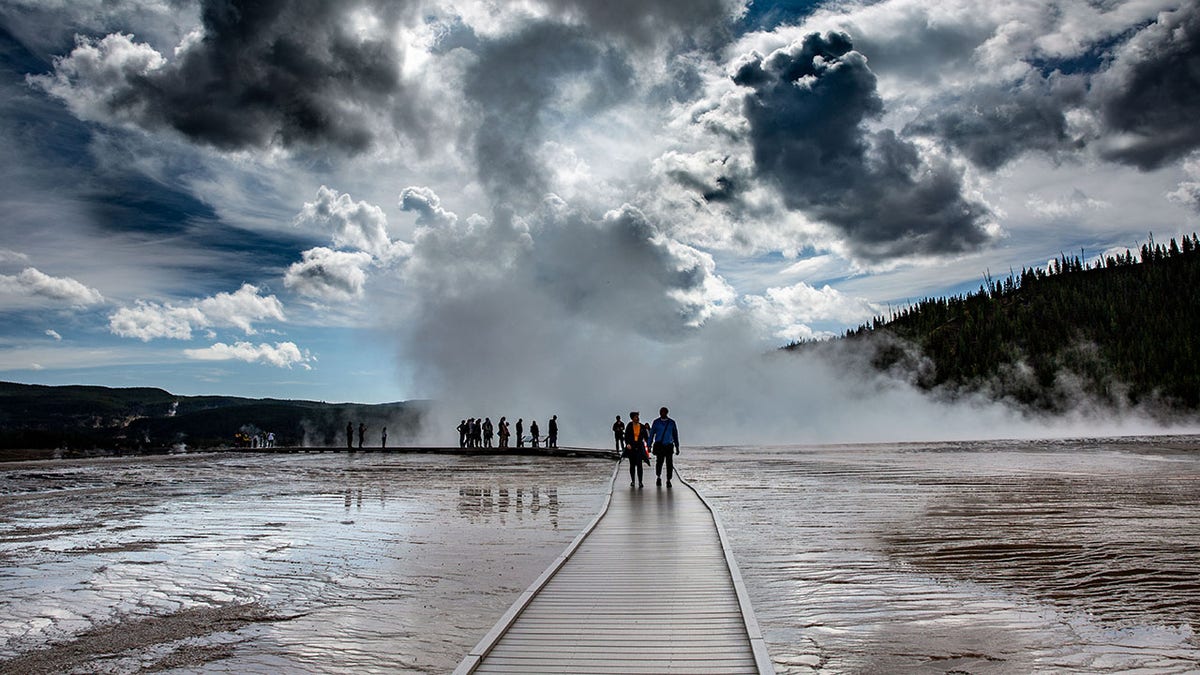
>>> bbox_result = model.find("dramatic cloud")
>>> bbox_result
[0,267,104,308]
[904,72,1087,171]
[462,21,634,208]
[537,0,743,47]
[1093,2,1200,170]
[295,186,411,260]
[283,247,374,301]
[731,31,995,260]
[183,340,313,369]
[108,284,283,341]
[399,186,458,228]
[30,0,422,152]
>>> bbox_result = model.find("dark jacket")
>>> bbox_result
[623,422,648,459]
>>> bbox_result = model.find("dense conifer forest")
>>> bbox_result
[789,234,1200,413]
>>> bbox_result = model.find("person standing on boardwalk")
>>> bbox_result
[612,415,625,453]
[548,415,558,448]
[623,411,647,487]
[498,417,510,448]
[381,427,387,449]
[458,420,467,448]
[472,418,483,448]
[516,419,524,447]
[346,422,353,449]
[483,417,494,448]
[650,407,680,487]
[358,422,366,449]
[530,420,540,448]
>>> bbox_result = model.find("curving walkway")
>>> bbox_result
[455,460,774,674]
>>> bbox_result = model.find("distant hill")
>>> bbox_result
[788,234,1200,414]
[0,382,428,451]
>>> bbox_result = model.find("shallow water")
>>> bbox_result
[685,437,1200,674]
[0,452,611,673]
[1,439,1198,674]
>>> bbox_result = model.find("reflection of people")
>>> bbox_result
[381,427,387,449]
[358,423,365,449]
[530,420,540,448]
[612,415,624,453]
[346,422,353,449]
[548,415,558,448]
[650,406,680,487]
[623,411,646,487]
[516,419,524,448]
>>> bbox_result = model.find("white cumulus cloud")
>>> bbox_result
[283,247,374,301]
[743,281,881,342]
[0,267,104,308]
[108,284,283,341]
[45,329,63,341]
[183,341,313,369]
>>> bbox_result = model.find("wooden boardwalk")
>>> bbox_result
[455,460,774,674]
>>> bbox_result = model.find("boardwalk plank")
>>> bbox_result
[457,460,774,675]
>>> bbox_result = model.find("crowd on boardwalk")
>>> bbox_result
[458,415,559,449]
[613,407,681,488]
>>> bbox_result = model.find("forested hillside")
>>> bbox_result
[0,382,427,451]
[790,234,1200,413]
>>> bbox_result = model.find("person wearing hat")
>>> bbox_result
[623,411,648,487]
[649,406,680,487]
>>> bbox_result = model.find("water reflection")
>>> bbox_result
[0,453,609,673]
[458,485,560,527]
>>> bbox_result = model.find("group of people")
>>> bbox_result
[458,415,559,449]
[614,407,680,488]
[346,422,387,449]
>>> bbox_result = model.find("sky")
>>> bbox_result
[0,0,1198,443]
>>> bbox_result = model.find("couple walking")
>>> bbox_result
[623,407,680,488]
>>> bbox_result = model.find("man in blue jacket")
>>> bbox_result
[650,406,680,487]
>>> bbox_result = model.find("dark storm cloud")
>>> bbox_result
[463,21,634,208]
[732,31,992,259]
[36,0,420,153]
[904,73,1087,171]
[1094,2,1200,170]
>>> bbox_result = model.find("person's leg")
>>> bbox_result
[628,457,637,486]
[634,456,643,486]
[666,452,674,486]
[655,450,665,484]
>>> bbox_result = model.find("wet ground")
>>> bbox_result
[0,452,612,673]
[686,437,1200,674]
[1,439,1198,673]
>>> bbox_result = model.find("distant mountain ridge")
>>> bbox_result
[0,381,427,451]
[789,234,1200,415]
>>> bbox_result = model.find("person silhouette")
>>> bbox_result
[650,406,680,488]
[623,411,647,487]
[346,422,353,449]
[612,415,624,453]
[548,415,558,448]
[358,422,365,449]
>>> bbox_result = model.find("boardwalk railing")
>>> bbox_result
[455,459,775,674]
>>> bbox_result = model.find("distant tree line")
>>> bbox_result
[788,233,1200,413]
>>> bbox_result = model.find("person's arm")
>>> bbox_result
[673,420,680,453]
